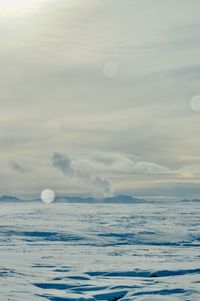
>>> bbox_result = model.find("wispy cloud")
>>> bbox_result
[10,160,31,173]
[73,152,170,175]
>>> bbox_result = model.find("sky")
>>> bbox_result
[1,0,200,200]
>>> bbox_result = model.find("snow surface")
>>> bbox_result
[0,201,200,300]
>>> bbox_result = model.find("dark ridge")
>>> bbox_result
[86,267,200,279]
[133,288,189,297]
[150,268,200,278]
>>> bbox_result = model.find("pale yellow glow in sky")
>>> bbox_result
[0,0,52,16]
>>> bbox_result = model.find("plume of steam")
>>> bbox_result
[52,152,72,176]
[93,176,113,197]
[52,152,113,197]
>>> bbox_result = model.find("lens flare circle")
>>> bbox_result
[103,61,119,78]
[41,189,55,204]
[45,120,60,135]
[191,95,200,112]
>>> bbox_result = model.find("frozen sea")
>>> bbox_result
[0,201,200,301]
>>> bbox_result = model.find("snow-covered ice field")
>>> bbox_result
[0,201,200,300]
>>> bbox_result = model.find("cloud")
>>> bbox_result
[132,161,170,174]
[52,152,113,197]
[10,160,31,173]
[73,152,170,175]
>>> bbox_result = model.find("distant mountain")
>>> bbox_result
[55,195,146,204]
[0,195,22,202]
[0,194,147,203]
[181,199,200,203]
[103,195,146,203]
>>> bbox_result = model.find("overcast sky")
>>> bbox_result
[1,0,200,200]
